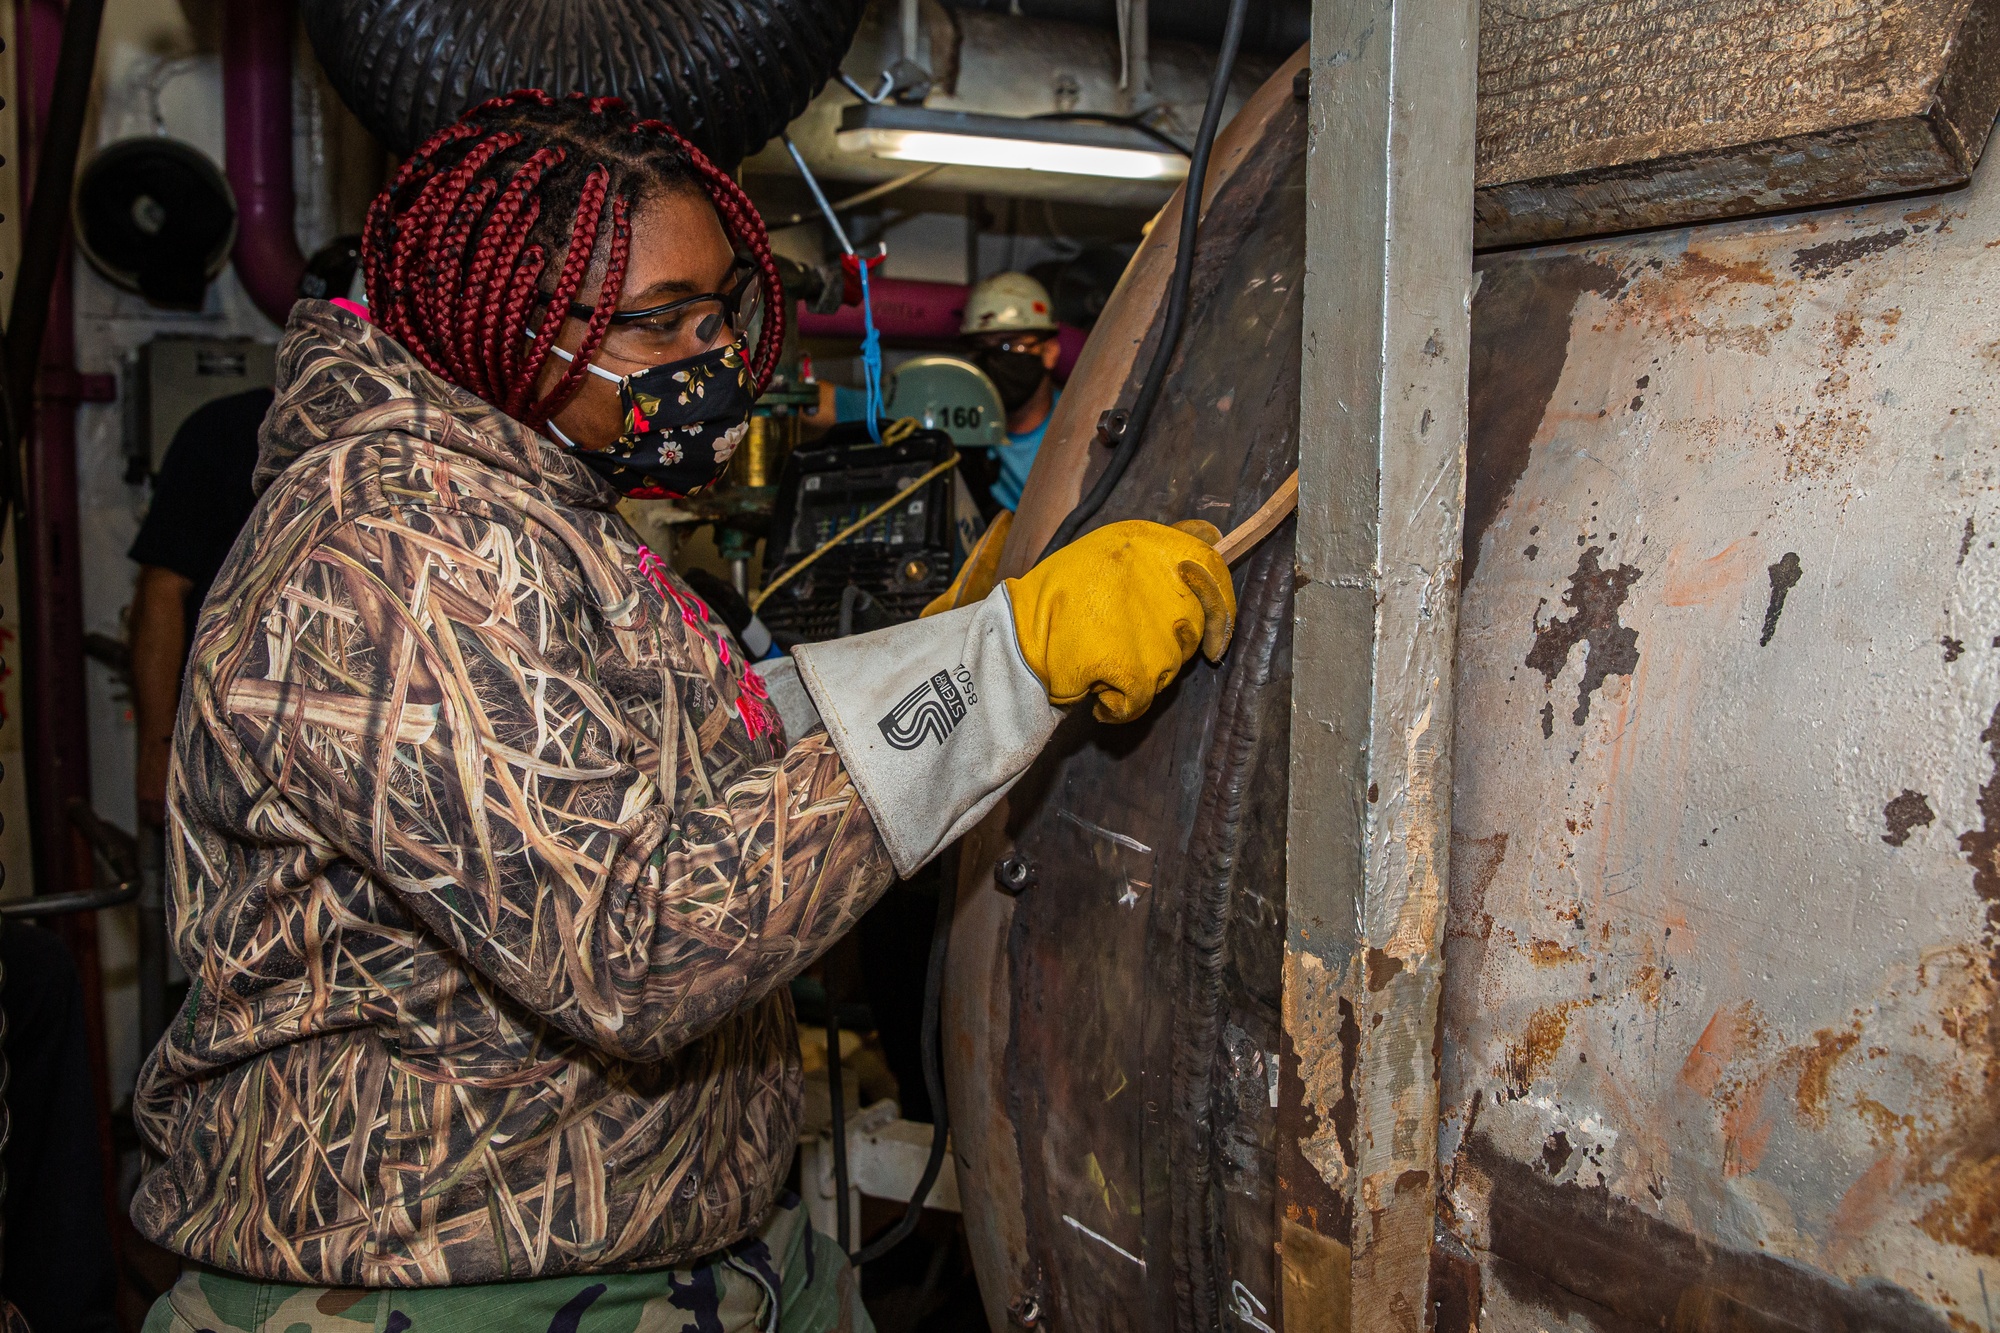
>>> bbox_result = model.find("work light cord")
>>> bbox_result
[1039,0,1249,560]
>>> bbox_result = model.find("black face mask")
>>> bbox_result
[549,338,754,499]
[972,347,1049,414]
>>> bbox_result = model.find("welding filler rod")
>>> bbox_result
[1214,469,1300,566]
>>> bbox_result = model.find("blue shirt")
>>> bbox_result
[832,387,1059,513]
[990,391,1057,512]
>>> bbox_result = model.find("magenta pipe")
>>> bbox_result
[223,0,306,325]
[17,0,90,904]
[18,0,120,1259]
[1054,324,1084,380]
[797,276,1088,381]
[797,276,969,342]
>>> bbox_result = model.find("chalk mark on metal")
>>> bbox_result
[1058,810,1152,854]
[1230,1280,1277,1333]
[1062,1214,1146,1269]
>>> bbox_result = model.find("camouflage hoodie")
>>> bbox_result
[131,302,896,1287]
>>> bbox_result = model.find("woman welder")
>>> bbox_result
[132,92,1231,1333]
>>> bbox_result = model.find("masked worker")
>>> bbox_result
[133,92,1231,1333]
[802,271,1061,513]
[958,271,1062,511]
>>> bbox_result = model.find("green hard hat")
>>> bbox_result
[885,354,1008,447]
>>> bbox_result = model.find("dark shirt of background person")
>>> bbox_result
[126,386,270,824]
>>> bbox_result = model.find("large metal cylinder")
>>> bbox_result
[944,49,1306,1333]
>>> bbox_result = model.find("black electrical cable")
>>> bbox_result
[1030,110,1194,159]
[826,1005,852,1255]
[822,861,957,1266]
[850,863,956,1266]
[1038,0,1249,562]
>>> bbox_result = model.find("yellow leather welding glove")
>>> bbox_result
[1005,519,1236,723]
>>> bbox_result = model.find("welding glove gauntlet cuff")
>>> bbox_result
[746,655,820,740]
[791,586,1065,876]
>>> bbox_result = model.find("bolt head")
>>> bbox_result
[993,855,1035,895]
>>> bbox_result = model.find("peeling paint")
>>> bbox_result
[1957,700,2000,942]
[1790,228,1911,278]
[1447,832,1505,943]
[1366,947,1405,992]
[1525,547,1643,727]
[1883,790,1936,847]
[1502,1002,1581,1097]
[1761,551,1803,646]
[1469,1136,1955,1331]
[1793,1027,1861,1127]
[1679,1003,1761,1098]
[1280,951,1358,1236]
[1465,257,1624,584]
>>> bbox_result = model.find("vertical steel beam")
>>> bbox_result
[1279,0,1476,1322]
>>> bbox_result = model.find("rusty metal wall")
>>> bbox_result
[946,20,2000,1331]
[1440,138,2000,1328]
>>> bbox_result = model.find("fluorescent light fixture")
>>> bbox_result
[836,103,1188,182]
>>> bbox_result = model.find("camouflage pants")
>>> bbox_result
[142,1197,870,1333]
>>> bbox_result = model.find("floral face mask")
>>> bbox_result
[547,337,754,499]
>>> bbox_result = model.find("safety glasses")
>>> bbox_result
[968,332,1051,356]
[569,260,765,363]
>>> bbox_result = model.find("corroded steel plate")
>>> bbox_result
[1440,151,2000,1333]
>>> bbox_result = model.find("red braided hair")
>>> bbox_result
[637,118,787,412]
[360,90,785,431]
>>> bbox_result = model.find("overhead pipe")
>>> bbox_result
[222,0,306,325]
[797,277,1087,378]
[1117,0,1149,105]
[900,0,921,68]
[3,0,103,425]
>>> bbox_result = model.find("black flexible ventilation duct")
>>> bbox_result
[300,0,867,167]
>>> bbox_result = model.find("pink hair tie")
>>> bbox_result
[330,297,369,322]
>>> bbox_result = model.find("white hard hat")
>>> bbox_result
[961,272,1058,335]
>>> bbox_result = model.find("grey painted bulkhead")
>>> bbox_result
[1442,128,2000,1328]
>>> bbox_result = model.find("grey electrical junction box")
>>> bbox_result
[130,335,276,477]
